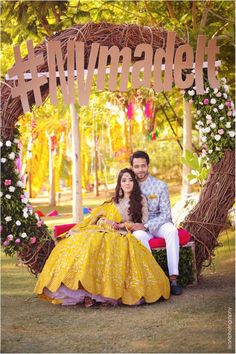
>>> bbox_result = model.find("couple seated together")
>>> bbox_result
[35,151,182,307]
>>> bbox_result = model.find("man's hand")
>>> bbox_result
[130,223,146,231]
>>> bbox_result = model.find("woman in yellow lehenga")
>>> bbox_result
[34,168,170,306]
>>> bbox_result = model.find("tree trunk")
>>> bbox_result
[181,98,193,198]
[70,104,83,222]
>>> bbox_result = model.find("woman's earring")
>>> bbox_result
[119,188,123,197]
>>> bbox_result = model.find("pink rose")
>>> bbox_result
[37,220,43,227]
[227,111,232,116]
[3,240,9,247]
[30,237,37,244]
[7,234,14,241]
[226,101,231,108]
[15,238,21,244]
[218,129,224,135]
[4,179,11,186]
[203,98,209,105]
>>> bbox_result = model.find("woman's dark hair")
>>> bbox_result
[130,150,150,166]
[113,168,143,223]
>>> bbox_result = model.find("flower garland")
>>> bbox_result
[1,128,52,256]
[184,76,235,165]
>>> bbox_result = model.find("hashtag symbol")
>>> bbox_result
[7,40,47,113]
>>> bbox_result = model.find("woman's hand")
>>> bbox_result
[130,223,146,231]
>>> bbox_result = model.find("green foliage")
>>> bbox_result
[182,150,209,186]
[0,128,51,256]
[152,247,195,288]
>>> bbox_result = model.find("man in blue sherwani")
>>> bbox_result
[130,150,182,295]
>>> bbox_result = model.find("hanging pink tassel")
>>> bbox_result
[145,100,153,118]
[127,102,135,120]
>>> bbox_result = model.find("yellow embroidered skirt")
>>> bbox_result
[34,226,170,305]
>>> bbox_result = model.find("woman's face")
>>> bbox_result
[120,172,134,194]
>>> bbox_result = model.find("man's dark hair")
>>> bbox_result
[130,151,150,166]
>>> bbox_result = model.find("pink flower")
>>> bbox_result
[227,111,232,117]
[203,98,209,105]
[4,179,11,186]
[30,237,37,244]
[189,99,193,103]
[226,101,231,108]
[7,234,14,241]
[15,238,21,244]
[218,129,224,135]
[37,220,43,227]
[3,240,9,247]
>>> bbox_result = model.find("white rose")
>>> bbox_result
[5,216,12,222]
[221,78,227,84]
[218,104,224,110]
[214,88,218,94]
[206,114,212,120]
[210,123,217,129]
[223,93,228,99]
[17,181,23,187]
[0,141,3,148]
[21,232,27,238]
[6,140,12,147]
[219,117,224,121]
[14,138,19,143]
[197,120,203,126]
[0,192,3,197]
[201,136,207,143]
[195,125,199,130]
[5,194,11,199]
[205,87,209,93]
[224,85,229,92]
[216,92,222,98]
[1,158,6,163]
[16,220,21,226]
[208,149,213,154]
[210,98,216,104]
[197,110,201,115]
[216,147,221,151]
[23,213,28,218]
[23,207,28,213]
[8,152,15,160]
[214,135,221,141]
[213,108,218,113]
[21,198,28,204]
[205,127,211,133]
[188,89,195,96]
[228,131,236,138]
[225,122,231,128]
[9,186,15,192]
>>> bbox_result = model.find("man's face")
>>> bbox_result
[132,157,149,182]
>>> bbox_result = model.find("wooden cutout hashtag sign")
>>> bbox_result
[8,40,47,113]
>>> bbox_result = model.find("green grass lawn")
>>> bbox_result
[1,192,235,353]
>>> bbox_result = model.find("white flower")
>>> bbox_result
[225,122,231,129]
[216,147,221,151]
[21,232,27,238]
[21,198,28,204]
[0,192,3,197]
[218,104,224,110]
[214,135,221,141]
[208,149,213,154]
[195,124,199,130]
[210,98,216,104]
[219,117,224,121]
[0,141,3,148]
[210,123,217,129]
[23,207,28,213]
[16,220,21,226]
[214,88,218,94]
[9,186,15,192]
[216,92,222,98]
[17,181,23,187]
[224,85,229,92]
[191,69,195,74]
[29,209,33,215]
[221,78,227,84]
[213,108,218,113]
[1,158,6,163]
[205,87,209,93]
[197,110,201,115]
[5,216,12,222]
[188,89,195,96]
[23,213,28,218]
[206,114,212,120]
[5,194,11,199]
[201,136,207,143]
[197,120,203,126]
[228,131,236,138]
[223,93,228,99]
[8,152,15,160]
[205,127,211,133]
[6,140,12,147]
[14,138,19,143]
